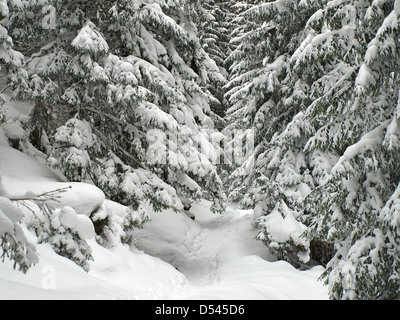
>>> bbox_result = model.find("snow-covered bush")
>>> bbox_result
[49,118,98,182]
[37,206,94,272]
[93,200,148,248]
[0,194,39,273]
[0,0,40,274]
[255,200,310,269]
[7,185,98,272]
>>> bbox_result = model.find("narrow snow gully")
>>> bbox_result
[130,201,328,300]
[131,201,269,285]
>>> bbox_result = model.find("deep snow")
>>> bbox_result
[132,202,327,299]
[0,143,328,299]
[0,90,328,300]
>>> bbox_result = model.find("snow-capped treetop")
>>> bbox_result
[71,21,109,56]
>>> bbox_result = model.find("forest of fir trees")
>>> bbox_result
[0,0,400,300]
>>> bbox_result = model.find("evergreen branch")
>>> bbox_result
[10,186,72,219]
[1,85,11,94]
[91,126,145,170]
[9,186,72,203]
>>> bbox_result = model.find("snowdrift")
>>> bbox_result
[0,142,328,300]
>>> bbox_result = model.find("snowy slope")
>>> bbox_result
[0,94,328,300]
[0,141,191,299]
[0,142,327,299]
[0,143,328,300]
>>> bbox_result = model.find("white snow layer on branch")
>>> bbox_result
[331,120,391,175]
[72,21,109,55]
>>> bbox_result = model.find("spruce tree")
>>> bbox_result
[298,0,400,299]
[0,0,25,125]
[230,0,400,299]
[225,0,324,267]
[0,1,40,273]
[10,0,227,218]
[189,0,237,120]
[0,178,39,273]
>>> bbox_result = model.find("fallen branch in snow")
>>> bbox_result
[10,186,72,218]
[0,84,11,94]
[9,186,72,203]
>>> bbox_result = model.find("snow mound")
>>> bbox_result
[0,144,328,300]
[0,145,105,216]
[59,206,95,239]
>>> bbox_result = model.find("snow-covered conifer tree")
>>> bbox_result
[192,0,236,77]
[225,0,324,267]
[225,0,400,299]
[189,0,237,119]
[297,0,400,299]
[10,0,227,218]
[38,205,94,272]
[0,0,40,273]
[227,1,400,298]
[0,0,25,126]
[0,176,39,273]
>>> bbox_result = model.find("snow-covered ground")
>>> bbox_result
[131,202,328,300]
[0,91,328,300]
[0,143,328,300]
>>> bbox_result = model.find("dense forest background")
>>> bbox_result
[1,0,400,300]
